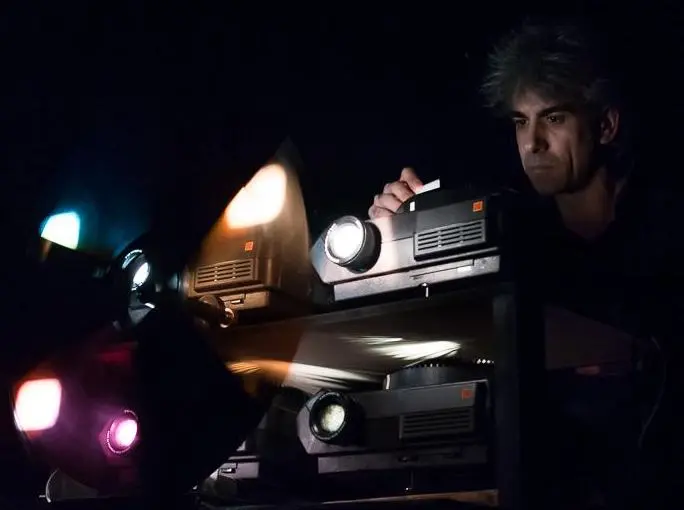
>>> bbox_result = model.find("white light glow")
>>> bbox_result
[226,164,287,228]
[14,378,62,432]
[40,212,81,250]
[370,340,461,362]
[327,222,364,261]
[111,418,138,448]
[319,404,346,433]
[132,262,150,289]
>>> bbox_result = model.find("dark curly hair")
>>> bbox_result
[482,19,622,114]
[481,18,632,176]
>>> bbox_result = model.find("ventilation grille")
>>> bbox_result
[194,259,254,290]
[414,219,486,257]
[399,408,474,441]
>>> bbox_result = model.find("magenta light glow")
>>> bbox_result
[106,411,139,454]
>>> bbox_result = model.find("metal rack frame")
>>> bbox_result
[492,281,545,509]
[214,278,547,509]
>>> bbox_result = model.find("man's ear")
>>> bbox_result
[599,107,620,145]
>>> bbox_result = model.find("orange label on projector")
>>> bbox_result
[472,200,484,213]
[461,387,474,400]
[244,241,254,252]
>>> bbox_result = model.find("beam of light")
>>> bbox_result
[346,336,462,363]
[40,212,81,250]
[228,360,380,395]
[371,340,461,362]
[348,336,404,345]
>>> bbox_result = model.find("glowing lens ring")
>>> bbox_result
[309,391,358,443]
[121,250,150,291]
[323,216,367,266]
[317,403,346,435]
[105,410,139,455]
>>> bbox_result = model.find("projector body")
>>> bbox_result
[184,230,311,320]
[184,142,312,322]
[311,191,508,302]
[296,365,492,496]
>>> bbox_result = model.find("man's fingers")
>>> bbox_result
[400,167,424,194]
[368,204,394,219]
[368,168,423,220]
[383,181,413,203]
[374,192,403,213]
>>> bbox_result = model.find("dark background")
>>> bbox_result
[1,0,683,500]
[4,2,683,255]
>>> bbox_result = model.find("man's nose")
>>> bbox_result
[522,124,549,154]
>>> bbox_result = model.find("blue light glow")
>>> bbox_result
[40,211,81,250]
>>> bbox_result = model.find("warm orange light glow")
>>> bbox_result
[225,164,287,228]
[14,378,62,432]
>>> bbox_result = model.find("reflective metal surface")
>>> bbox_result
[217,286,634,395]
[219,287,496,394]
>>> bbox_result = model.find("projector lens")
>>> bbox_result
[122,250,150,291]
[317,403,346,434]
[105,411,139,454]
[132,262,150,289]
[309,391,359,443]
[328,223,363,260]
[324,216,377,269]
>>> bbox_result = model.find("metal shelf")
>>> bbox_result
[211,279,547,509]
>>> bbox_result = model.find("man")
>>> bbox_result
[370,20,626,231]
[370,20,628,241]
[368,19,680,324]
[368,19,683,507]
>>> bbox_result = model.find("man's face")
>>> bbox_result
[511,91,600,196]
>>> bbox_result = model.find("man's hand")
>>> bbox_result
[368,167,424,219]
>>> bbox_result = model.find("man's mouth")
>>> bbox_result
[527,165,554,173]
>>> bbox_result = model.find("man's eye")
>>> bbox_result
[513,118,527,128]
[546,114,565,124]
